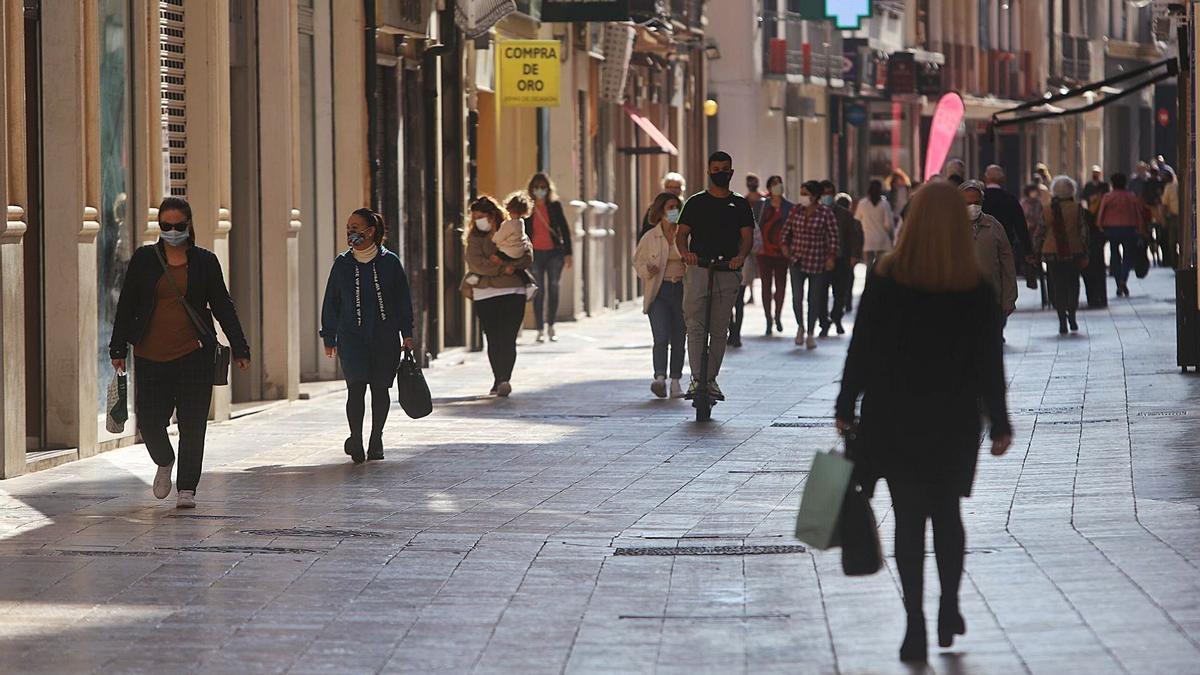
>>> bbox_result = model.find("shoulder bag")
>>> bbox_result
[396,347,432,418]
[154,247,232,385]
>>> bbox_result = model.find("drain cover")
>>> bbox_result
[613,544,806,557]
[240,528,386,538]
[1040,418,1120,425]
[1136,410,1188,418]
[728,469,809,474]
[619,614,790,620]
[158,545,319,554]
[54,549,156,557]
[519,414,609,420]
[166,514,247,520]
[1017,406,1078,415]
[771,422,833,428]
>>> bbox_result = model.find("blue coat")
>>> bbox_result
[320,248,414,384]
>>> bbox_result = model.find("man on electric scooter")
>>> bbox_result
[675,151,756,402]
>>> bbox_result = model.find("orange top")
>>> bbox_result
[531,203,555,251]
[136,263,201,362]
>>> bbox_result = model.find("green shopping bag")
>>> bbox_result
[794,449,854,550]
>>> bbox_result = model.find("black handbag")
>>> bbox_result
[1134,238,1150,279]
[396,347,432,419]
[838,481,884,576]
[154,248,232,385]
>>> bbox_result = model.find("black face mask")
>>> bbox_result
[710,171,733,189]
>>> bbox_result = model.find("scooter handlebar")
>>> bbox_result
[696,257,732,270]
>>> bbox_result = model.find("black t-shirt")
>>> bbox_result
[678,190,754,261]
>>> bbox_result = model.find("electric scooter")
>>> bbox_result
[685,257,731,422]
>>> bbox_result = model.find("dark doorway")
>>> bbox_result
[23,0,45,451]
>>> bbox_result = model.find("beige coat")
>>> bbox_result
[972,213,1018,316]
[633,222,680,314]
[460,231,533,298]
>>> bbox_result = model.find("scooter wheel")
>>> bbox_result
[695,402,712,422]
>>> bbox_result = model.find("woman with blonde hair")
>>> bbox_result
[835,181,1013,663]
[633,191,688,398]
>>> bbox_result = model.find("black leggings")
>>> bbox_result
[475,294,525,385]
[888,479,965,617]
[347,381,391,440]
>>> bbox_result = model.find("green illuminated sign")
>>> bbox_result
[792,0,873,30]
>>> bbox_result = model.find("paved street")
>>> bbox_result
[2,268,1199,674]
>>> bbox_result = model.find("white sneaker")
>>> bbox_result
[496,382,512,397]
[806,335,817,350]
[176,490,196,509]
[795,328,805,346]
[548,325,558,342]
[535,331,545,343]
[669,378,684,398]
[651,376,667,398]
[153,463,174,500]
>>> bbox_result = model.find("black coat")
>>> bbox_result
[835,272,1012,497]
[983,186,1033,257]
[523,200,574,255]
[109,243,251,361]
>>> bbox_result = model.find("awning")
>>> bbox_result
[620,103,679,156]
[990,58,1177,130]
[454,0,516,40]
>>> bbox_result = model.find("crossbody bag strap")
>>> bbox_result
[153,246,214,342]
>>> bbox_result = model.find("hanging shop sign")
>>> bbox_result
[497,40,562,107]
[791,0,873,30]
[541,0,630,22]
[379,0,433,37]
[923,92,965,181]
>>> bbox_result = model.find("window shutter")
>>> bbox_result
[160,0,186,197]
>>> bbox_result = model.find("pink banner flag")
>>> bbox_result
[923,93,965,182]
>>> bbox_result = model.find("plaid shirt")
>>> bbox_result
[780,204,840,273]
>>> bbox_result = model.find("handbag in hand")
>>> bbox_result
[154,247,232,385]
[396,347,433,419]
[104,373,129,433]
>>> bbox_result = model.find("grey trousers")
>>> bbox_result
[683,266,741,381]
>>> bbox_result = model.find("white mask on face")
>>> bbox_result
[769,185,783,197]
[474,217,493,232]
[967,204,982,221]
[797,195,812,207]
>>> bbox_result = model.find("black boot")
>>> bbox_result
[1058,313,1068,335]
[1068,311,1078,332]
[900,613,928,662]
[937,601,966,649]
[367,434,384,461]
[344,436,365,464]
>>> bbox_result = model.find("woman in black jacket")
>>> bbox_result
[835,182,1013,663]
[524,172,573,343]
[109,197,250,509]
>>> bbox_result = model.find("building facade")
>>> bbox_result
[0,0,709,479]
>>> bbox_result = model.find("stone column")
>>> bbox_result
[185,0,236,418]
[0,0,26,477]
[257,0,301,402]
[41,1,100,457]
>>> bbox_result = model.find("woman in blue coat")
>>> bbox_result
[320,208,414,463]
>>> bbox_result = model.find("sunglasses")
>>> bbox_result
[160,219,190,232]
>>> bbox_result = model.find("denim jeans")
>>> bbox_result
[789,266,831,334]
[1105,226,1140,287]
[648,280,686,379]
[531,250,566,329]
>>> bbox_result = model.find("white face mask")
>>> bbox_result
[967,204,982,221]
[474,217,493,232]
[797,195,812,207]
[532,187,548,200]
[769,185,783,197]
[666,208,681,224]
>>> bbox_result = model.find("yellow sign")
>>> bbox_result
[497,40,561,108]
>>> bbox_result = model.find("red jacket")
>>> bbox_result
[1097,189,1146,232]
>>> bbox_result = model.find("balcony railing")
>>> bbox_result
[1060,35,1090,83]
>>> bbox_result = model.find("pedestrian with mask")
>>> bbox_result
[526,172,573,343]
[836,181,1012,663]
[831,192,863,334]
[961,181,1018,328]
[755,175,792,336]
[634,192,688,398]
[639,172,687,241]
[781,180,840,349]
[321,209,415,463]
[109,197,251,508]
[463,196,534,396]
[675,151,754,401]
[856,180,893,268]
[1036,177,1089,334]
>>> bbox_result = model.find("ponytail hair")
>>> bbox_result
[352,207,387,246]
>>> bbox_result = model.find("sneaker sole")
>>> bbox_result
[651,381,667,398]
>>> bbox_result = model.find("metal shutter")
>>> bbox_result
[160,0,186,197]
